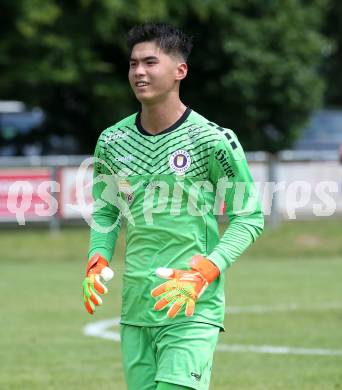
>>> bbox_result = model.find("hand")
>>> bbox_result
[151,255,220,319]
[82,253,114,314]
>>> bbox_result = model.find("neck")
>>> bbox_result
[140,97,187,135]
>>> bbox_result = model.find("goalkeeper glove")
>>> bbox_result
[82,253,114,315]
[151,255,220,319]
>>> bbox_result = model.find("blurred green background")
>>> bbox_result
[1,0,342,153]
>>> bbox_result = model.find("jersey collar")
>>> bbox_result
[135,107,192,136]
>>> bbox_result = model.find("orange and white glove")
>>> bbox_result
[151,255,220,319]
[82,253,114,315]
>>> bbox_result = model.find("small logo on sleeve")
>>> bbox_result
[215,149,235,178]
[104,131,127,143]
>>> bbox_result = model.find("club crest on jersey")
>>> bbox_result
[169,150,191,175]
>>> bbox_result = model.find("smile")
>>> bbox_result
[135,81,149,87]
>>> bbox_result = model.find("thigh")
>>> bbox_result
[154,322,220,390]
[120,324,157,390]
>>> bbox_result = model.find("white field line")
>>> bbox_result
[216,344,342,356]
[83,306,342,357]
[226,302,342,314]
[84,318,120,341]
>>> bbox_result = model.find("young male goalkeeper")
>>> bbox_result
[82,23,264,390]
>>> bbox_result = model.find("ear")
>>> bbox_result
[175,63,188,81]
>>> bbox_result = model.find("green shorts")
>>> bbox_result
[120,322,220,390]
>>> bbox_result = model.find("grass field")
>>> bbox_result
[1,220,341,390]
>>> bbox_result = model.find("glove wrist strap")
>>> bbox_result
[86,253,108,275]
[190,256,220,284]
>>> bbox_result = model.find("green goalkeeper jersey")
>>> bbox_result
[88,107,264,329]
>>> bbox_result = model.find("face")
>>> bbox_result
[128,41,187,104]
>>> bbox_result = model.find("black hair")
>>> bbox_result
[127,23,193,62]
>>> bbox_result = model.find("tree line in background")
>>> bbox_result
[0,0,341,153]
